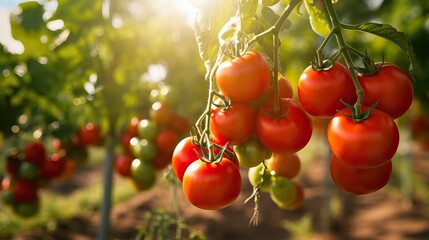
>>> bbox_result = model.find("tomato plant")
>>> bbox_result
[216,50,271,103]
[330,155,392,195]
[358,62,414,119]
[298,62,356,117]
[256,99,313,154]
[327,107,399,169]
[182,158,242,210]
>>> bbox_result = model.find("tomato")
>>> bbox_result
[267,75,294,100]
[130,158,156,191]
[256,99,313,154]
[275,181,304,210]
[266,153,301,179]
[168,114,191,136]
[330,155,392,195]
[270,176,296,206]
[78,122,102,146]
[6,153,21,176]
[137,119,158,141]
[24,142,46,165]
[158,85,180,107]
[248,162,273,192]
[128,116,142,137]
[152,151,172,170]
[216,50,271,103]
[358,63,414,119]
[234,137,270,168]
[182,158,241,210]
[12,180,39,203]
[40,153,67,179]
[172,137,239,182]
[327,107,399,169]
[150,102,174,126]
[121,131,134,154]
[155,129,179,154]
[2,190,15,205]
[18,162,39,180]
[298,62,356,117]
[13,200,40,217]
[138,139,157,162]
[210,102,255,146]
[114,154,133,177]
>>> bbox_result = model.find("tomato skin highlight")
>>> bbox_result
[298,62,356,117]
[210,102,255,146]
[327,107,399,169]
[216,50,271,103]
[358,63,414,119]
[256,99,313,154]
[182,159,242,210]
[330,155,392,195]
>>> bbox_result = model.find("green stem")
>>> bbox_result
[316,30,335,67]
[323,0,365,118]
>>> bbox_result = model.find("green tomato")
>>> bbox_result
[2,190,15,205]
[138,139,157,162]
[130,158,156,191]
[18,162,40,180]
[234,137,271,168]
[248,163,273,192]
[158,85,180,107]
[13,201,40,217]
[269,176,296,206]
[137,119,158,141]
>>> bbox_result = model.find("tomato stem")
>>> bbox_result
[322,0,365,119]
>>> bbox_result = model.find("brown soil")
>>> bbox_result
[7,147,429,240]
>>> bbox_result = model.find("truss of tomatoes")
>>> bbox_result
[115,99,191,192]
[297,61,413,195]
[0,122,102,217]
[172,50,309,211]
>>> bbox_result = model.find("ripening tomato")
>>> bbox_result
[150,102,174,126]
[327,107,399,169]
[216,50,271,102]
[358,63,414,119]
[270,176,296,207]
[24,142,46,165]
[210,102,255,146]
[130,158,156,191]
[128,116,142,137]
[137,119,158,141]
[256,99,312,154]
[298,62,356,117]
[330,155,392,195]
[114,155,133,177]
[266,153,301,179]
[121,131,134,154]
[182,158,241,210]
[78,122,102,146]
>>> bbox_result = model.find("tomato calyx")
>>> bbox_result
[310,58,335,72]
[340,99,379,122]
[261,98,291,121]
[355,54,384,76]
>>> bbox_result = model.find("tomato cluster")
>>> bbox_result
[173,50,310,210]
[0,122,102,217]
[298,62,413,195]
[115,88,191,191]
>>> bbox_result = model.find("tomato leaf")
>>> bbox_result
[262,0,281,7]
[240,0,258,21]
[303,0,331,37]
[261,6,280,27]
[348,22,417,80]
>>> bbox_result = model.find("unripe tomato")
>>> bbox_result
[266,153,301,179]
[248,162,273,192]
[234,137,270,168]
[130,158,156,191]
[270,176,296,207]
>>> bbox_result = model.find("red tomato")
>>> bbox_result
[78,122,102,146]
[114,154,134,177]
[12,180,39,203]
[330,155,392,195]
[121,131,134,153]
[182,158,242,210]
[256,99,313,154]
[156,129,179,154]
[24,142,46,165]
[216,50,271,102]
[6,153,21,176]
[277,181,305,210]
[40,153,67,179]
[153,151,172,170]
[210,102,255,146]
[172,137,202,182]
[358,63,414,119]
[327,107,399,169]
[128,116,142,137]
[266,153,301,179]
[169,114,191,136]
[267,75,294,100]
[298,62,356,117]
[150,102,174,126]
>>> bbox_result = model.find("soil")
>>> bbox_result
[7,146,429,240]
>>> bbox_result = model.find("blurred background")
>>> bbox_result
[0,0,428,239]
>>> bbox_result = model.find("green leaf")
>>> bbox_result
[303,0,331,37]
[261,6,280,27]
[240,0,258,21]
[262,0,281,7]
[349,22,417,79]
